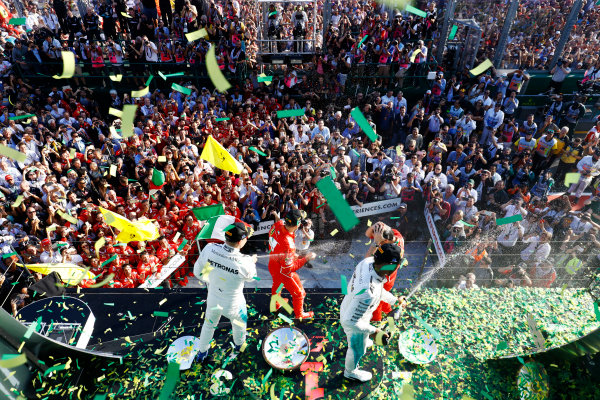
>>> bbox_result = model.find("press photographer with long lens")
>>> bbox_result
[291,5,307,52]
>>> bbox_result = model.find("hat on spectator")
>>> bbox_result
[284,209,303,226]
[224,222,250,242]
[467,179,475,185]
[308,117,315,122]
[374,243,402,266]
[5,175,12,181]
[41,238,51,246]
[399,203,407,209]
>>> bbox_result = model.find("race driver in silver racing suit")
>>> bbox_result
[193,222,257,362]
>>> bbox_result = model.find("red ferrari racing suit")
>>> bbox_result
[267,220,309,317]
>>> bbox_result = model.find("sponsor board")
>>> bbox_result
[252,198,405,236]
[139,254,187,288]
[424,209,446,266]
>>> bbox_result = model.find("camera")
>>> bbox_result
[384,172,394,183]
[300,220,308,227]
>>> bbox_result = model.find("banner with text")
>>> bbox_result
[252,198,405,236]
[424,208,447,266]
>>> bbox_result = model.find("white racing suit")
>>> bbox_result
[340,257,397,374]
[193,243,257,353]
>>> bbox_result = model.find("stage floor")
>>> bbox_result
[25,287,600,399]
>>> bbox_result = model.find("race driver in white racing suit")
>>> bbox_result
[340,243,407,382]
[193,222,257,362]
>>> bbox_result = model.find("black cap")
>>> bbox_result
[284,209,303,226]
[373,243,402,265]
[224,222,250,242]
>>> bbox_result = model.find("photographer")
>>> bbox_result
[495,263,532,288]
[291,6,308,52]
[549,58,571,93]
[294,217,314,268]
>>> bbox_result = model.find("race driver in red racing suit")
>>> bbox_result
[268,209,317,319]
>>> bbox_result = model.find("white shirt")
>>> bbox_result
[577,155,600,178]
[294,227,314,251]
[340,257,397,334]
[193,242,257,307]
[521,236,551,262]
[144,42,158,62]
[497,223,524,247]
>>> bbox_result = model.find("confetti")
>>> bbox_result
[158,362,180,400]
[109,74,123,82]
[52,51,75,79]
[121,104,138,138]
[249,146,267,156]
[131,86,150,98]
[257,74,273,83]
[316,177,359,231]
[206,46,232,93]
[340,275,348,295]
[350,107,378,143]
[469,59,494,76]
[448,25,458,40]
[405,4,427,18]
[0,144,26,162]
[186,28,208,41]
[495,214,523,225]
[564,172,581,186]
[8,17,26,25]
[0,354,27,368]
[330,229,339,236]
[277,109,305,118]
[171,83,192,96]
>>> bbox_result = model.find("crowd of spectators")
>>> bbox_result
[456,0,600,72]
[0,0,599,315]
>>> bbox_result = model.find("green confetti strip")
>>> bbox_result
[249,146,267,156]
[341,275,348,295]
[278,313,293,325]
[357,34,369,48]
[350,107,378,143]
[177,239,188,251]
[495,214,523,226]
[448,25,458,40]
[43,363,67,377]
[9,113,35,120]
[154,311,169,317]
[215,117,230,122]
[257,75,273,83]
[405,4,427,18]
[101,255,117,267]
[23,316,41,339]
[316,176,359,231]
[8,17,26,25]
[171,83,192,96]
[276,109,305,118]
[145,75,154,86]
[158,362,180,400]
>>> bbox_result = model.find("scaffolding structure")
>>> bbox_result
[255,0,319,64]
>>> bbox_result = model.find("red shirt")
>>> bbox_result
[267,220,306,278]
[137,255,162,280]
[182,220,202,241]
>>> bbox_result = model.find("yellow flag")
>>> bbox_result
[25,263,95,284]
[99,207,159,243]
[200,135,243,174]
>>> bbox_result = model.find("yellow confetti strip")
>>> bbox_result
[330,229,339,236]
[52,51,75,79]
[206,46,232,93]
